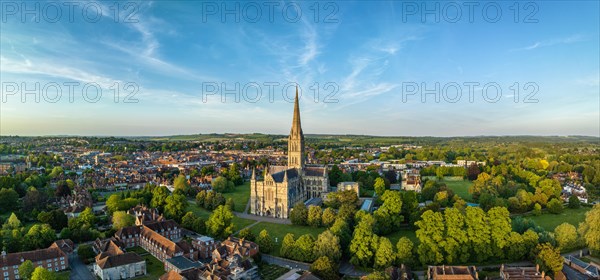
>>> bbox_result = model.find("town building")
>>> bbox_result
[0,240,73,280]
[93,240,146,280]
[337,182,360,197]
[250,88,329,219]
[499,264,545,280]
[427,265,478,280]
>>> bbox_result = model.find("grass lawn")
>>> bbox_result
[56,271,70,280]
[248,222,326,257]
[385,228,418,245]
[258,263,291,280]
[137,253,166,280]
[520,207,590,231]
[126,246,149,255]
[185,203,256,231]
[223,182,251,212]
[425,176,473,201]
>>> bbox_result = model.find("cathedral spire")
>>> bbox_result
[288,84,305,169]
[251,168,256,180]
[290,85,302,136]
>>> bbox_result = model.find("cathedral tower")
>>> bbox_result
[288,86,305,169]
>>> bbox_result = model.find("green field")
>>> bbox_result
[425,176,473,201]
[223,182,251,212]
[247,222,326,257]
[520,207,590,231]
[130,251,166,280]
[185,203,256,230]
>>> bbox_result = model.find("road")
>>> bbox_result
[69,251,95,280]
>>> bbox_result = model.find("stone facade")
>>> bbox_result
[250,87,329,219]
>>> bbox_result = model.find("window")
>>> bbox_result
[61,261,65,265]
[47,264,51,268]
[55,268,58,271]
[3,272,7,276]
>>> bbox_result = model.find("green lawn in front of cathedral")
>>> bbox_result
[247,222,326,257]
[222,181,251,213]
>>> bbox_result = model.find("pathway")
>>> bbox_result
[234,212,292,225]
[233,220,261,235]
[69,251,95,280]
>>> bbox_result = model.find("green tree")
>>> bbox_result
[150,186,170,211]
[313,230,341,261]
[443,207,469,263]
[112,211,134,229]
[31,266,56,280]
[396,237,414,265]
[308,206,322,227]
[329,218,352,248]
[181,212,205,234]
[321,208,337,227]
[374,177,386,197]
[212,176,232,192]
[205,205,234,239]
[547,198,563,214]
[415,210,445,265]
[18,260,34,280]
[568,195,581,209]
[374,237,395,269]
[0,188,19,212]
[535,243,564,275]
[295,234,316,262]
[349,214,379,267]
[374,190,403,235]
[3,213,22,230]
[281,233,296,259]
[164,194,189,222]
[23,224,56,250]
[579,204,600,253]
[238,228,256,241]
[488,207,511,259]
[290,202,308,226]
[533,203,542,216]
[554,223,578,251]
[77,244,96,263]
[311,256,339,280]
[256,229,274,254]
[465,207,492,262]
[506,232,527,261]
[173,174,192,195]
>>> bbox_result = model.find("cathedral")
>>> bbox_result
[250,87,329,219]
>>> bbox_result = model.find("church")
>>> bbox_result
[250,87,329,219]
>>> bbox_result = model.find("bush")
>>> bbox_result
[547,199,564,214]
[568,196,580,209]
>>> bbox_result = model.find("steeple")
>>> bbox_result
[251,168,256,180]
[288,84,305,169]
[290,86,302,136]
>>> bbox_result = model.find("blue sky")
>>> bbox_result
[1,1,598,136]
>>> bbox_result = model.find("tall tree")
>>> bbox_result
[415,210,445,265]
[535,243,564,275]
[578,204,600,253]
[205,205,234,239]
[18,260,35,280]
[374,237,395,269]
[396,237,414,265]
[256,229,274,254]
[112,211,134,229]
[313,230,341,261]
[164,194,189,222]
[311,256,339,280]
[349,214,379,267]
[31,266,56,280]
[290,202,308,226]
[465,207,492,262]
[554,223,578,251]
[308,206,322,227]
